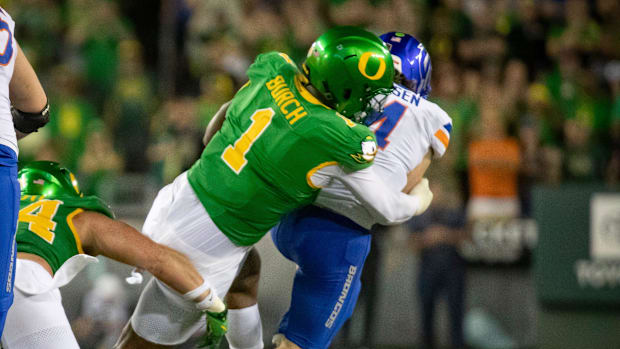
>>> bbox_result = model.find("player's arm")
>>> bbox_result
[402,150,432,193]
[203,101,231,146]
[73,210,223,311]
[9,43,48,140]
[326,165,432,225]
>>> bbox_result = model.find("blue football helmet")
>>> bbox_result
[380,32,432,98]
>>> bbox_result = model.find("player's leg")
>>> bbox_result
[418,246,442,349]
[119,172,250,347]
[225,247,263,349]
[0,148,19,336]
[2,259,79,349]
[444,246,466,349]
[271,206,371,349]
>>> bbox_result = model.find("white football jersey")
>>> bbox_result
[0,8,17,155]
[315,84,453,228]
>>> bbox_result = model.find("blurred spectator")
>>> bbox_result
[562,115,600,182]
[148,97,203,184]
[329,0,374,27]
[105,39,154,173]
[281,0,326,61]
[11,0,63,69]
[185,0,245,79]
[458,0,506,64]
[409,152,468,349]
[72,274,129,349]
[66,0,130,110]
[238,0,287,56]
[77,121,123,195]
[606,61,620,184]
[197,72,236,128]
[432,61,478,201]
[467,87,521,220]
[46,64,99,170]
[501,59,528,126]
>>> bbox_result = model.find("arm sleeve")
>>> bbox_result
[333,165,420,225]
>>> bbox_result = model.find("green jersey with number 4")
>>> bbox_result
[188,52,378,246]
[16,194,114,273]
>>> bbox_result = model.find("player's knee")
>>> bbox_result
[226,248,261,308]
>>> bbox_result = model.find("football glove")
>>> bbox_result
[409,177,433,216]
[197,309,228,349]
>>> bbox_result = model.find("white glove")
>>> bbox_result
[409,178,433,216]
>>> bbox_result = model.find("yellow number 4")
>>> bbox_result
[221,108,275,174]
[18,199,63,244]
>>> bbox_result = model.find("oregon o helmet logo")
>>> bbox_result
[358,52,386,80]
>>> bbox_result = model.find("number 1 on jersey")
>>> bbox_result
[222,108,275,174]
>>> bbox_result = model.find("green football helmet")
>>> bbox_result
[303,26,394,121]
[18,161,81,197]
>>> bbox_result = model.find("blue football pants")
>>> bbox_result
[272,205,371,349]
[0,144,19,336]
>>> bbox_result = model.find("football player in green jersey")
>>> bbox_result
[1,161,226,349]
[116,26,433,349]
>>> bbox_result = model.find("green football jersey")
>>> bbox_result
[16,194,114,274]
[188,51,378,246]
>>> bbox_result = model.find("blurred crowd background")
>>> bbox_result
[8,0,619,196]
[4,0,620,348]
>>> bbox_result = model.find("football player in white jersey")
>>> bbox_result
[0,6,50,336]
[222,32,453,349]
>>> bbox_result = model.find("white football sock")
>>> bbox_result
[226,304,264,349]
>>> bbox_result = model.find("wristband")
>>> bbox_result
[183,279,212,301]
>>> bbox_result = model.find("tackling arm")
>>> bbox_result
[203,101,231,146]
[334,165,431,225]
[402,151,432,193]
[73,211,209,301]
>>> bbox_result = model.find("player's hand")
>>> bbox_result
[197,309,228,348]
[408,177,433,216]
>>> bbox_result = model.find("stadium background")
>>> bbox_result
[4,0,620,348]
